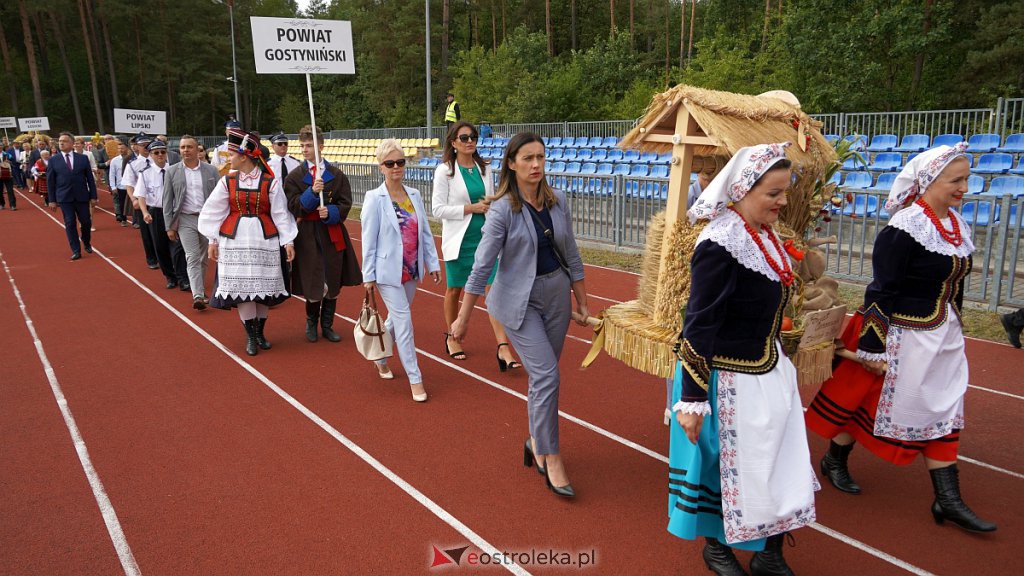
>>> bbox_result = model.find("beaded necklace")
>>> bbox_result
[915,198,963,246]
[728,206,794,286]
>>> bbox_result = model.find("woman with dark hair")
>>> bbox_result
[450,132,589,499]
[432,121,520,370]
[198,127,297,356]
[670,143,817,575]
[806,143,996,533]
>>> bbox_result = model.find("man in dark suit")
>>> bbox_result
[47,132,98,260]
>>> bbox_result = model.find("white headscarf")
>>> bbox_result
[884,142,969,213]
[687,142,791,224]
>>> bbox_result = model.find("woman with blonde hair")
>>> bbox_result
[432,120,520,370]
[360,139,441,402]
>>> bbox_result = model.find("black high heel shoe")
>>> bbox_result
[496,343,521,372]
[544,466,576,499]
[522,438,546,475]
[444,332,467,360]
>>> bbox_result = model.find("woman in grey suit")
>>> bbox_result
[450,132,590,498]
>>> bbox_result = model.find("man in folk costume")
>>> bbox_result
[212,119,242,177]
[670,143,818,576]
[806,143,996,533]
[267,132,301,190]
[283,124,361,343]
[198,127,297,356]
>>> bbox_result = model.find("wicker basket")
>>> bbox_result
[780,328,805,357]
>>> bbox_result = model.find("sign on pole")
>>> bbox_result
[113,108,167,134]
[17,117,50,132]
[251,16,356,207]
[0,117,16,129]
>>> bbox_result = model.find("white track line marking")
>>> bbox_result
[809,524,936,576]
[967,384,1024,401]
[958,457,1024,480]
[19,191,529,576]
[0,249,141,576]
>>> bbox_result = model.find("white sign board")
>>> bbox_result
[113,108,167,134]
[17,117,49,131]
[0,117,16,129]
[250,17,355,75]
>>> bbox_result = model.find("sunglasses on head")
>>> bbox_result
[381,159,407,168]
[457,134,478,143]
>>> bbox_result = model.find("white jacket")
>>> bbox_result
[431,162,494,261]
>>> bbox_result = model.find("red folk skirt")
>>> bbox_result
[805,313,960,465]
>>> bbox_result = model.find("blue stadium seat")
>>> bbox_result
[576,149,593,162]
[894,134,929,153]
[1010,158,1024,175]
[868,152,903,172]
[640,151,659,163]
[867,134,898,152]
[562,149,578,161]
[601,136,618,148]
[564,162,582,174]
[842,195,879,217]
[959,201,998,226]
[997,133,1024,154]
[968,174,985,194]
[613,164,631,176]
[623,150,641,162]
[828,172,841,186]
[967,133,1000,153]
[606,149,624,162]
[596,163,614,175]
[478,137,493,147]
[843,172,873,189]
[869,173,897,190]
[547,148,564,160]
[844,135,867,150]
[586,137,604,148]
[631,164,650,177]
[549,161,566,173]
[649,165,669,178]
[824,134,841,144]
[656,152,672,163]
[580,162,598,175]
[932,134,964,148]
[490,159,501,170]
[985,176,1024,197]
[568,137,588,147]
[842,153,870,171]
[547,137,562,147]
[591,149,608,162]
[973,153,1013,175]
[907,152,920,164]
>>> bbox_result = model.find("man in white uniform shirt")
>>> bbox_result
[123,133,160,268]
[133,139,183,290]
[163,135,220,309]
[107,140,132,227]
[267,132,301,190]
[211,119,242,176]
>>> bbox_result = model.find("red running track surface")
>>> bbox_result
[0,185,1020,575]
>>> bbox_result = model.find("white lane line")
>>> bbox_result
[18,190,529,576]
[0,249,141,576]
[958,457,1024,480]
[809,524,937,576]
[968,384,1024,401]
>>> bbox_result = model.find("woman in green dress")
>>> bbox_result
[432,121,521,371]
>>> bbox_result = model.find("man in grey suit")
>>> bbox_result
[163,135,220,309]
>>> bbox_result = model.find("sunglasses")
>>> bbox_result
[274,141,288,146]
[381,159,407,168]
[457,134,478,143]
[151,150,167,155]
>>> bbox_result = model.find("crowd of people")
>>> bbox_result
[3,118,1012,575]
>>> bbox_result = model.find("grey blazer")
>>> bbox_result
[465,189,585,330]
[162,160,220,231]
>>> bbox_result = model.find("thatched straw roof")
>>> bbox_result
[620,85,836,174]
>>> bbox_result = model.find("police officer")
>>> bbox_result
[267,132,302,190]
[123,133,160,269]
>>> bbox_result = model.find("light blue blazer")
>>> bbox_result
[360,182,440,287]
[465,189,585,330]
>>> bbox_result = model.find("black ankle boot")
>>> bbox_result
[749,533,795,576]
[929,464,997,533]
[703,538,748,576]
[820,441,861,494]
[320,298,342,342]
[243,319,259,356]
[255,317,272,350]
[1001,310,1023,348]
[305,300,321,342]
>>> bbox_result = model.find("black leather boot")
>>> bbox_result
[929,464,997,533]
[703,538,748,576]
[255,317,272,350]
[305,300,321,342]
[749,533,795,576]
[320,298,342,342]
[243,319,259,356]
[820,440,861,494]
[1001,310,1023,348]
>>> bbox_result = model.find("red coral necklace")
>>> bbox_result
[915,198,963,246]
[729,207,795,286]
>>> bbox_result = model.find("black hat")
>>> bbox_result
[270,132,289,144]
[146,139,167,151]
[227,127,272,174]
[131,132,153,145]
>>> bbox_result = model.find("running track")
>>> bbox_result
[1,186,1019,575]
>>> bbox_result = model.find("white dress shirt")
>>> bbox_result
[122,155,150,190]
[133,162,168,206]
[181,162,206,214]
[268,154,301,188]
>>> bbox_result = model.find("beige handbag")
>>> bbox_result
[353,289,394,361]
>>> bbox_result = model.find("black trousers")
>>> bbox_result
[145,207,177,282]
[135,207,158,265]
[111,188,127,221]
[0,178,14,208]
[12,166,26,188]
[59,201,92,254]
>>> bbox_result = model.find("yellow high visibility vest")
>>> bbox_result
[445,101,458,122]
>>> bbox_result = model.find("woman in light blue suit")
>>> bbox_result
[451,132,590,498]
[361,139,441,402]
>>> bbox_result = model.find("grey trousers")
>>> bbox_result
[374,280,421,384]
[503,270,572,455]
[177,213,209,298]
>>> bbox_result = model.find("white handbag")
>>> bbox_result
[353,289,394,361]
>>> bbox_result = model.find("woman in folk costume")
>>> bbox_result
[806,143,996,533]
[198,127,298,357]
[669,143,818,576]
[32,150,50,199]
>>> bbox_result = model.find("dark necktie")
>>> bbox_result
[65,153,72,170]
[280,157,289,179]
